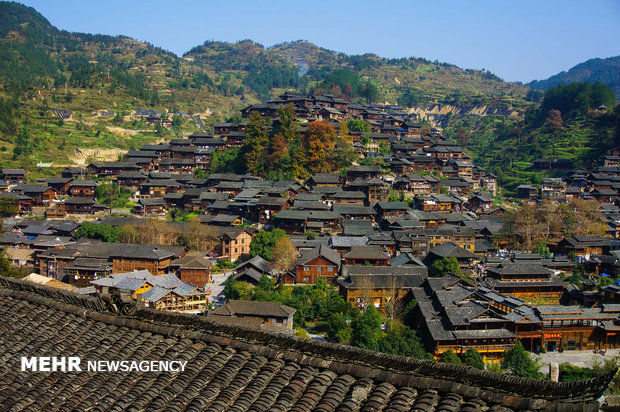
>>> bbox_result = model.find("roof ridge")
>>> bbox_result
[0,275,615,405]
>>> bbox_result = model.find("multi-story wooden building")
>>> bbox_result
[555,235,611,259]
[338,265,427,311]
[219,227,254,262]
[169,253,212,288]
[485,262,566,302]
[288,244,341,284]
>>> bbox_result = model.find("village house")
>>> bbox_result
[169,253,212,288]
[342,245,390,266]
[412,276,519,362]
[45,177,73,195]
[338,264,427,311]
[219,227,253,262]
[484,262,566,302]
[1,168,25,184]
[209,300,296,330]
[286,244,341,285]
[133,198,167,217]
[555,235,611,259]
[12,184,56,206]
[91,270,207,313]
[68,180,98,197]
[232,255,272,285]
[541,177,567,200]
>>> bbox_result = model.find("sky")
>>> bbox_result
[17,0,620,83]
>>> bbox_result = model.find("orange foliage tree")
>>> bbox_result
[302,121,335,173]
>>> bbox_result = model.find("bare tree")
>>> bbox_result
[385,273,404,327]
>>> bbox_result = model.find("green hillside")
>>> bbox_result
[186,40,530,108]
[0,1,616,186]
[448,82,619,195]
[529,56,620,98]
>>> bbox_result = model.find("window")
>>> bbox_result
[304,266,310,271]
[303,276,310,283]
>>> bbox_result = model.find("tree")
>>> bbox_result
[269,133,288,169]
[378,322,431,359]
[514,202,537,250]
[347,119,371,133]
[326,312,352,344]
[533,241,551,258]
[615,104,620,147]
[194,168,208,179]
[0,197,18,217]
[271,236,297,273]
[177,218,218,252]
[302,121,336,173]
[74,222,121,243]
[385,272,404,323]
[351,305,383,351]
[249,229,287,261]
[275,103,298,142]
[363,81,379,103]
[429,257,461,277]
[0,248,29,279]
[462,348,484,369]
[240,111,268,174]
[118,225,140,244]
[440,350,462,365]
[222,278,251,300]
[501,341,543,379]
[546,109,563,133]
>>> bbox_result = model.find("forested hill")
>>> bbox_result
[185,39,530,107]
[529,56,620,99]
[0,1,533,115]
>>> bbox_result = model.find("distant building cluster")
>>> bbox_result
[1,93,619,360]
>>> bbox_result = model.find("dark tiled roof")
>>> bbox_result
[343,245,390,260]
[212,300,296,318]
[4,274,613,411]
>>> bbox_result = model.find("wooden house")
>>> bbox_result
[69,180,98,197]
[219,227,253,262]
[210,300,296,330]
[555,235,611,258]
[287,244,341,285]
[338,265,427,311]
[342,245,390,266]
[169,253,213,288]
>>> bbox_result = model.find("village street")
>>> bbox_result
[208,270,233,307]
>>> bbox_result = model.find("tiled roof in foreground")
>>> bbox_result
[0,276,616,412]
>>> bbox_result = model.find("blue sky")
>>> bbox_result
[18,0,620,83]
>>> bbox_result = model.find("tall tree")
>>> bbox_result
[302,121,336,173]
[249,229,287,261]
[240,111,268,175]
[351,306,383,351]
